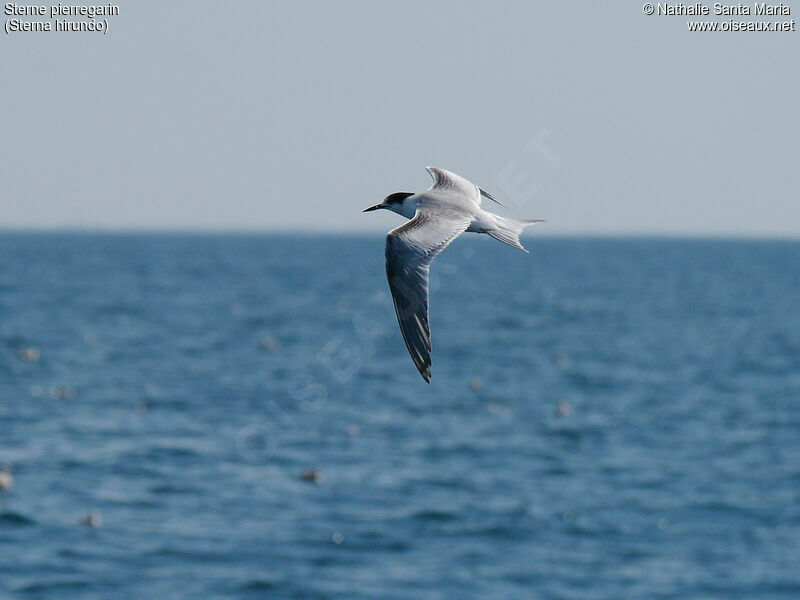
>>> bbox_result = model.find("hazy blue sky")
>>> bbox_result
[2,2,798,235]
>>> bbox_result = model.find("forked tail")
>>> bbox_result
[487,216,544,252]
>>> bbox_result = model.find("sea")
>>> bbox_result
[1,233,799,599]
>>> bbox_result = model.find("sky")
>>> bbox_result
[1,1,798,235]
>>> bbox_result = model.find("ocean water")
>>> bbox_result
[1,233,799,600]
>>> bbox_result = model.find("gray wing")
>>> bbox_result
[385,205,472,382]
[425,166,480,203]
[426,166,503,206]
[479,187,504,206]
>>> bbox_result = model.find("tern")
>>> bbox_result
[363,167,543,382]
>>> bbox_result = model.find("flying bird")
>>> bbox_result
[363,167,543,382]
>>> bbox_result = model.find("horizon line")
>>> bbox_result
[1,227,799,242]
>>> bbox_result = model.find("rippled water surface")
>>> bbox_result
[1,234,799,599]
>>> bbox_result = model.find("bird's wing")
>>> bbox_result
[425,166,481,203]
[479,187,504,207]
[385,204,472,382]
[426,166,502,207]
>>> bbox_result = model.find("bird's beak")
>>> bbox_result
[362,204,384,213]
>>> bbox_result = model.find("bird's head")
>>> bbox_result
[363,192,416,218]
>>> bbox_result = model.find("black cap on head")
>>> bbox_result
[384,192,415,205]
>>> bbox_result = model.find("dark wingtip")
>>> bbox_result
[479,187,504,206]
[417,363,431,383]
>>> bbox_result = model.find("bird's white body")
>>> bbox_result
[465,210,497,234]
[364,167,542,382]
[386,194,497,234]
